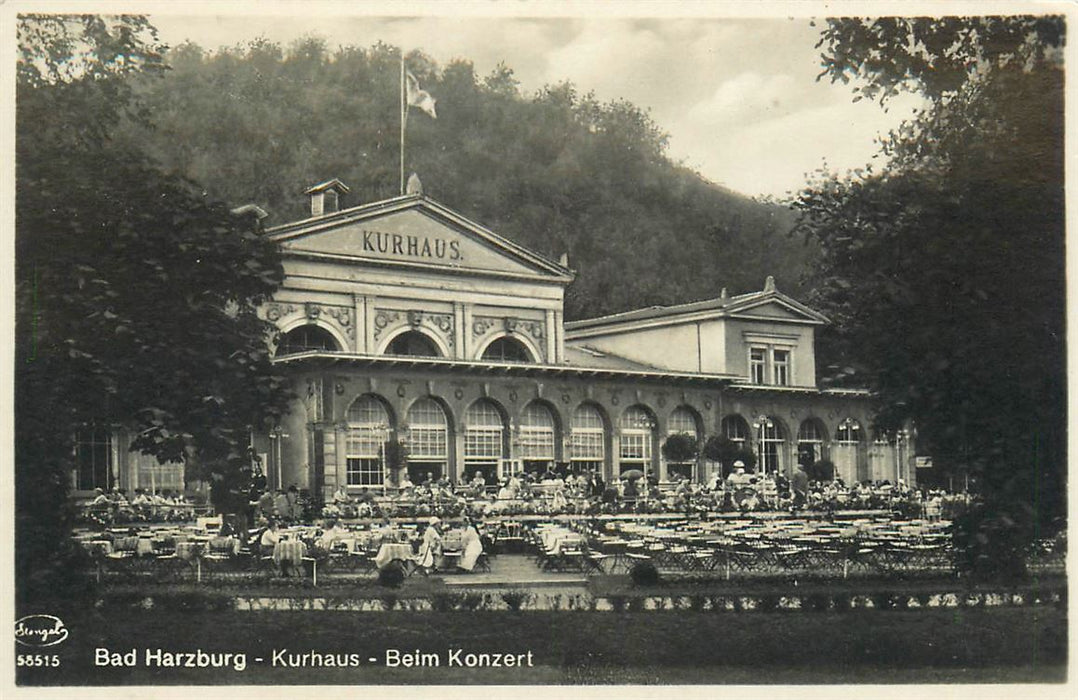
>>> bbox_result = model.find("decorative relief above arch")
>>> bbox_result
[264,302,354,339]
[264,302,297,323]
[472,315,544,340]
[373,307,455,348]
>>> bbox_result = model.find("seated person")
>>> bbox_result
[318,518,349,550]
[458,517,485,572]
[259,518,281,553]
[90,487,111,507]
[375,516,397,543]
[332,485,352,505]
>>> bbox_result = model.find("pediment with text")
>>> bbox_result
[268,198,571,281]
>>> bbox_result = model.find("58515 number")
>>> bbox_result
[17,654,60,668]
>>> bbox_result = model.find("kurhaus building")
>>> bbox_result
[70,181,915,499]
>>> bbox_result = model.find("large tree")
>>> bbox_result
[795,17,1065,565]
[15,15,292,602]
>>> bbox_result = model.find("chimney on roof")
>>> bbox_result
[719,287,728,303]
[764,275,776,293]
[304,179,350,217]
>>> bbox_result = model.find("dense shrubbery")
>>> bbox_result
[629,560,660,587]
[377,562,406,588]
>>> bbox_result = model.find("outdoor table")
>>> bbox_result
[273,539,308,567]
[207,536,241,556]
[375,542,415,569]
[175,541,203,560]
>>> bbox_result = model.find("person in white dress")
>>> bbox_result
[458,517,485,572]
[416,516,443,573]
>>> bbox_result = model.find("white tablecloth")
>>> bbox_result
[374,543,415,569]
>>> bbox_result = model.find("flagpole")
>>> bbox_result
[400,54,406,195]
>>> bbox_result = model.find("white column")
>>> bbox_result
[362,296,375,354]
[354,294,367,353]
[453,302,466,360]
[462,304,474,359]
[546,309,557,363]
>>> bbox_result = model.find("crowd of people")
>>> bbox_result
[78,461,971,529]
[81,486,203,525]
[319,463,971,522]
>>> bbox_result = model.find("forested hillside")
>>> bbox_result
[118,38,813,320]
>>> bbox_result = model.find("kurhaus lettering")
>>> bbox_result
[362,229,462,261]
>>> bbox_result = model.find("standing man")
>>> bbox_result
[792,464,810,512]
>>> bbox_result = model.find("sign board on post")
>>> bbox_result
[915,456,933,469]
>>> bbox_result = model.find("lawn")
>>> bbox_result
[16,604,1067,685]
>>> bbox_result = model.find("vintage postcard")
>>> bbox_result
[3,0,1072,695]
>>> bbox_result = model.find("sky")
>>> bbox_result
[150,6,926,199]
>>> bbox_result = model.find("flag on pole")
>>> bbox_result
[405,71,438,119]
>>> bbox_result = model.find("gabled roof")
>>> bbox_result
[304,178,351,195]
[264,193,574,283]
[565,281,829,337]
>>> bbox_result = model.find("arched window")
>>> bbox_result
[406,398,448,482]
[346,396,391,486]
[833,418,862,484]
[464,399,506,484]
[721,415,750,447]
[797,419,827,467]
[518,402,556,472]
[276,325,339,356]
[754,416,785,475]
[570,404,605,473]
[836,418,862,445]
[619,406,655,477]
[868,429,896,484]
[665,406,700,480]
[668,407,699,436]
[481,336,533,363]
[386,331,441,357]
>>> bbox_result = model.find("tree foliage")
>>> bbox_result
[661,433,699,464]
[111,39,812,319]
[703,436,756,477]
[15,15,292,600]
[797,17,1065,528]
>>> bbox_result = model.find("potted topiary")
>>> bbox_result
[661,433,699,463]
